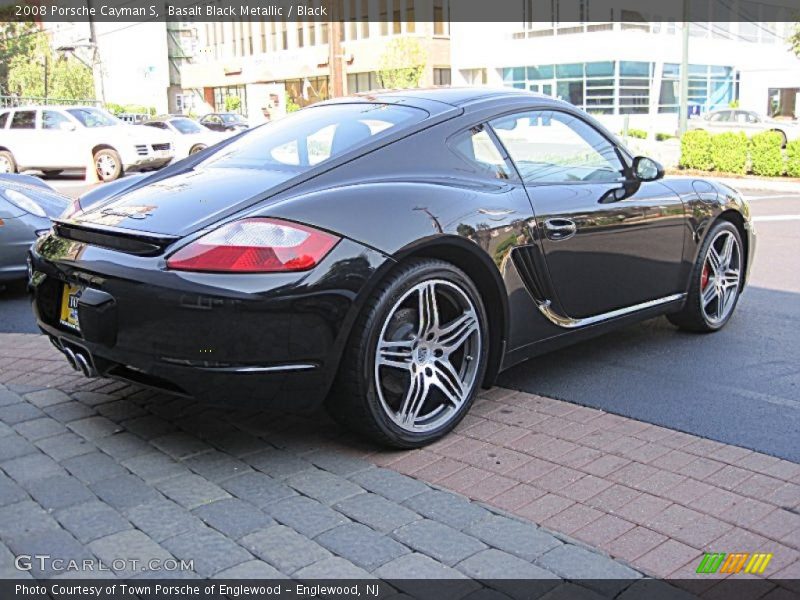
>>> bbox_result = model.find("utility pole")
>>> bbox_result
[327,0,345,98]
[42,54,48,100]
[86,0,105,103]
[678,0,690,135]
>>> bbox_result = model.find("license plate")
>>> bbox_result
[59,283,84,332]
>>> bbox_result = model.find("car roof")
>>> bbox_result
[320,87,566,115]
[357,87,534,106]
[6,105,101,111]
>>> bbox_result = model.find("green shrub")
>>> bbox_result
[680,130,713,171]
[656,132,675,141]
[785,140,800,178]
[749,131,784,177]
[710,132,747,174]
[104,102,124,116]
[224,95,241,112]
[626,128,647,139]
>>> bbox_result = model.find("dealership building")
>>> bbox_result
[450,18,799,133]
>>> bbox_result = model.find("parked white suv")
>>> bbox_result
[0,106,174,181]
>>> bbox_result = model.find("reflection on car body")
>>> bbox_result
[29,89,755,447]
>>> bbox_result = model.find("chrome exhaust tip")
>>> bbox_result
[74,353,98,378]
[63,347,79,371]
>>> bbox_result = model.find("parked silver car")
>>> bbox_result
[689,109,799,147]
[0,174,69,282]
[0,106,174,181]
[141,116,228,159]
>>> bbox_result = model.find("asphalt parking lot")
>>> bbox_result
[500,190,800,462]
[2,177,798,461]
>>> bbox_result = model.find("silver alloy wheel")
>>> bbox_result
[0,156,11,173]
[95,154,117,179]
[700,229,742,325]
[374,279,481,433]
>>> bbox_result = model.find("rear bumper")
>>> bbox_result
[29,233,389,409]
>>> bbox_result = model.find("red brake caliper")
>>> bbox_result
[701,262,710,290]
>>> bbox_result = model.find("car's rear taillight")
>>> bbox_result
[166,218,340,273]
[60,199,82,219]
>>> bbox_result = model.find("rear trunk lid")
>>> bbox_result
[69,167,294,237]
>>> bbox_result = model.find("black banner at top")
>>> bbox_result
[2,0,800,23]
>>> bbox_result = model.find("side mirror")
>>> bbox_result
[59,121,76,132]
[632,156,664,182]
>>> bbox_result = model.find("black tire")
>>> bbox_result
[41,170,63,177]
[772,130,787,149]
[327,259,489,448]
[0,150,17,174]
[93,148,123,182]
[189,144,206,155]
[667,220,744,332]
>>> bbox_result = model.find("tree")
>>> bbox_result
[0,15,40,96]
[7,35,94,100]
[377,38,427,90]
[224,95,241,112]
[791,22,800,57]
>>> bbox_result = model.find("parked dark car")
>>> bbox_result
[0,174,69,282]
[29,89,755,447]
[199,113,249,132]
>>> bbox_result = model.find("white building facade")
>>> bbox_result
[450,19,800,134]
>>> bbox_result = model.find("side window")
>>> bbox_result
[144,122,168,129]
[745,112,759,124]
[490,110,624,184]
[0,111,9,128]
[450,125,513,180]
[709,111,730,122]
[42,111,71,130]
[10,110,36,129]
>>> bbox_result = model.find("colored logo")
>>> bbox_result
[696,552,773,575]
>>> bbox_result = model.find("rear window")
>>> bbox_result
[200,103,426,173]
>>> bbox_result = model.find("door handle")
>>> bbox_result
[544,218,577,240]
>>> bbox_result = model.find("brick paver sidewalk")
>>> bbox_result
[0,333,642,594]
[1,332,798,596]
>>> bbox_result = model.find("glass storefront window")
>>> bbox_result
[502,61,735,115]
[213,85,247,115]
[527,65,553,80]
[620,61,650,77]
[586,62,614,77]
[555,63,583,78]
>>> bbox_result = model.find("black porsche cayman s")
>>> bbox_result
[30,89,755,447]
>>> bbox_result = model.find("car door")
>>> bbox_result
[734,111,766,136]
[201,115,222,131]
[706,110,732,133]
[38,109,79,168]
[6,109,38,167]
[489,108,685,320]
